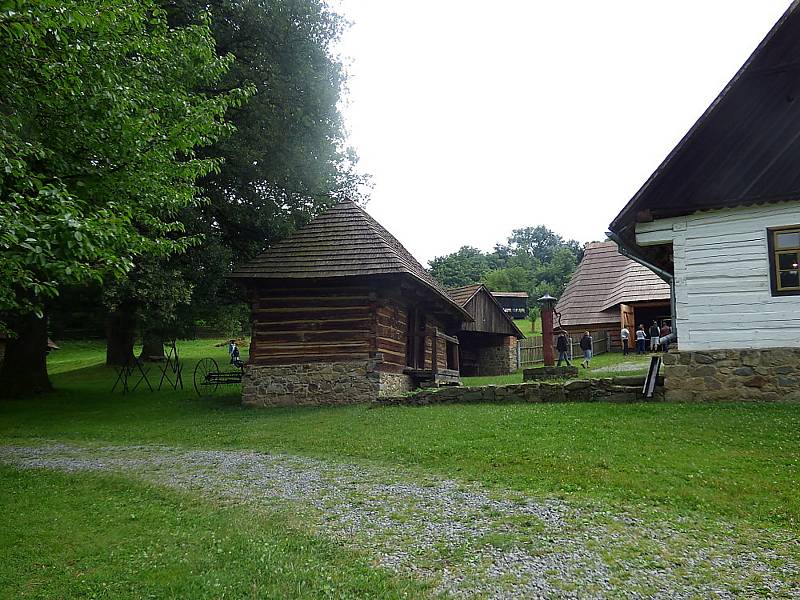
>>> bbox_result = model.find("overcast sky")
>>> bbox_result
[333,1,790,265]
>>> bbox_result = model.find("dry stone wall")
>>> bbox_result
[663,348,800,402]
[376,376,663,407]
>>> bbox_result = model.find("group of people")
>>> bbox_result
[555,319,672,369]
[620,321,672,355]
[556,330,593,369]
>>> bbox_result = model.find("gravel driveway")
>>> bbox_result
[2,444,798,599]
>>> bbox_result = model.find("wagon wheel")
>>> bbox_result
[193,358,219,397]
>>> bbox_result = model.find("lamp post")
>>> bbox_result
[538,294,557,367]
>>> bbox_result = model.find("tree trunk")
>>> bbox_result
[105,307,136,366]
[139,330,165,361]
[0,313,53,398]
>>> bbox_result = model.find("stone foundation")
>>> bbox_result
[242,360,418,407]
[477,339,516,376]
[242,360,380,407]
[377,371,415,396]
[663,348,800,402]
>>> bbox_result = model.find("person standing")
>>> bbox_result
[649,321,660,353]
[579,331,593,369]
[635,325,647,355]
[556,332,571,366]
[660,321,672,352]
[620,325,630,356]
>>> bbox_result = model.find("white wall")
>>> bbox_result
[636,201,800,351]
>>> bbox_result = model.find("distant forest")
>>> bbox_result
[429,226,586,317]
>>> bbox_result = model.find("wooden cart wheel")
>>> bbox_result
[193,358,219,397]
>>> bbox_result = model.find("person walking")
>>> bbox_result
[649,321,660,353]
[660,321,672,352]
[556,332,571,366]
[620,325,630,356]
[579,331,593,369]
[635,325,647,355]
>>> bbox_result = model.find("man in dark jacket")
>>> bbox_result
[556,332,571,366]
[579,331,593,368]
[649,321,660,352]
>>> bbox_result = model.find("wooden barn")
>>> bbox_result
[230,200,471,406]
[490,291,529,319]
[554,241,671,347]
[448,284,525,376]
[609,2,800,401]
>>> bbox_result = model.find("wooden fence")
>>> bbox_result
[516,331,612,369]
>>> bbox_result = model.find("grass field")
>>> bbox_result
[513,317,539,336]
[2,340,799,597]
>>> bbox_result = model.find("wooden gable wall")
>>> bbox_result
[461,289,519,337]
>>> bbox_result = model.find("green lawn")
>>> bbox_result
[1,340,798,529]
[0,467,429,599]
[513,317,539,336]
[462,352,652,386]
[2,340,799,596]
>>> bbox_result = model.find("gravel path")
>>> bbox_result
[2,444,798,599]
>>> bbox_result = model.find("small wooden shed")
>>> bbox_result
[448,284,524,376]
[490,291,529,319]
[230,200,471,406]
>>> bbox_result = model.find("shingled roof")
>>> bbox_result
[610,2,800,269]
[447,284,525,338]
[555,242,670,327]
[230,200,471,319]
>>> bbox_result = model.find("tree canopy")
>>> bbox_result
[0,0,249,393]
[102,0,368,359]
[0,0,248,326]
[429,227,587,312]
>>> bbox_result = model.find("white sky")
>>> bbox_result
[333,1,791,265]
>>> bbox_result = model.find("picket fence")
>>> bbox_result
[516,331,612,369]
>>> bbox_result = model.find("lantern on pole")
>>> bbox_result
[538,294,557,367]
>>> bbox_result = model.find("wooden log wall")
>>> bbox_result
[250,285,373,365]
[375,298,408,374]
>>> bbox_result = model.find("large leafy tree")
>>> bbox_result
[429,227,584,315]
[428,246,496,288]
[0,0,248,395]
[101,0,368,362]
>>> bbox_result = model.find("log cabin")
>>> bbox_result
[608,2,800,401]
[448,284,524,375]
[554,241,670,349]
[490,291,529,319]
[230,200,471,406]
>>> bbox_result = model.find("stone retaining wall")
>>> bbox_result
[376,376,663,406]
[663,348,800,402]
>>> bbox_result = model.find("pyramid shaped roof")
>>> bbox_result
[555,241,670,327]
[231,200,470,319]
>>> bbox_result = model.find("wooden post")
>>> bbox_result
[431,327,438,376]
[541,305,555,367]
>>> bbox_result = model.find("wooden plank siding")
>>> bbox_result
[249,284,374,365]
[461,290,519,337]
[249,283,452,373]
[636,201,800,350]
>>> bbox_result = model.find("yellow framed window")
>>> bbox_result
[768,226,800,295]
